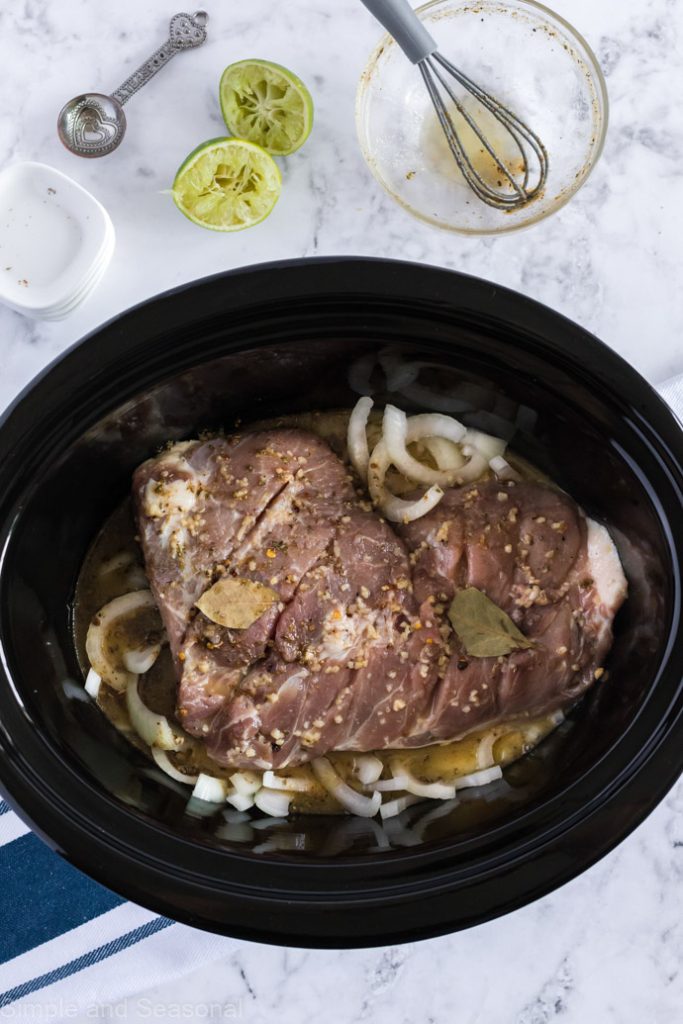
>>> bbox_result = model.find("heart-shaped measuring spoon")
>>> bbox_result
[57,11,208,158]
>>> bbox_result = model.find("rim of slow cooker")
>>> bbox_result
[0,258,681,941]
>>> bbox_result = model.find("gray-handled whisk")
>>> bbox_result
[359,0,548,210]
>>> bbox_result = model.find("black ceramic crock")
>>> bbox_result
[0,258,681,947]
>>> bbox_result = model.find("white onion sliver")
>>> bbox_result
[84,668,101,699]
[126,676,184,751]
[399,411,500,488]
[254,788,292,817]
[389,764,456,801]
[192,773,229,803]
[383,485,444,524]
[475,732,498,770]
[422,436,466,472]
[489,455,521,481]
[373,777,407,793]
[379,794,421,820]
[226,792,255,812]
[353,755,383,786]
[455,766,503,789]
[123,645,160,675]
[463,428,506,461]
[455,443,489,483]
[383,406,465,488]
[368,438,443,524]
[151,747,198,786]
[347,396,373,479]
[405,412,467,446]
[230,770,262,796]
[262,770,314,793]
[312,756,381,817]
[86,590,158,692]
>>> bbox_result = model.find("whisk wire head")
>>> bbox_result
[436,54,549,186]
[426,62,529,202]
[421,51,549,210]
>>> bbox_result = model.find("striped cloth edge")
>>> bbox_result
[0,799,233,1013]
[0,374,680,1012]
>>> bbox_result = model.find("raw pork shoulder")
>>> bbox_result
[133,430,626,769]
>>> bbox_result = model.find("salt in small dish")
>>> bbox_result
[0,162,114,319]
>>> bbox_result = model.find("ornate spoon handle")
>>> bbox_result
[112,10,208,106]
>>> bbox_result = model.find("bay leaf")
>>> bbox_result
[196,577,278,630]
[448,587,535,658]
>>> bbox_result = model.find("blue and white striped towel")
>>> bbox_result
[1,375,681,1013]
[0,799,233,1012]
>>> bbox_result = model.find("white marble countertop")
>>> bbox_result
[1,0,682,1020]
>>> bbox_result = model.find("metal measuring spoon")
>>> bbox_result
[57,11,209,158]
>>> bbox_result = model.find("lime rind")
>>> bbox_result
[219,59,313,156]
[172,137,281,232]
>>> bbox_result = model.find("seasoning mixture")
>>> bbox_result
[74,402,627,819]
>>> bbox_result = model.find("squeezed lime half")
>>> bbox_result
[219,59,313,156]
[172,137,281,231]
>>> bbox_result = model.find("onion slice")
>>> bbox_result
[126,676,184,751]
[192,773,230,803]
[230,770,262,796]
[254,788,292,817]
[84,668,101,699]
[373,777,407,793]
[463,428,506,461]
[123,645,160,675]
[455,766,503,789]
[353,755,384,786]
[86,590,160,692]
[368,438,443,524]
[388,760,457,800]
[347,396,373,479]
[312,756,381,817]
[379,794,421,820]
[262,770,315,793]
[422,436,466,473]
[406,412,468,446]
[489,455,521,481]
[383,406,467,487]
[475,732,498,770]
[151,748,198,786]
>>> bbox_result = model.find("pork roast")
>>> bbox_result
[133,429,626,769]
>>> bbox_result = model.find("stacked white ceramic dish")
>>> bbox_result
[0,162,114,321]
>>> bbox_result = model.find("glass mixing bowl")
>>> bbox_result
[356,0,608,234]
